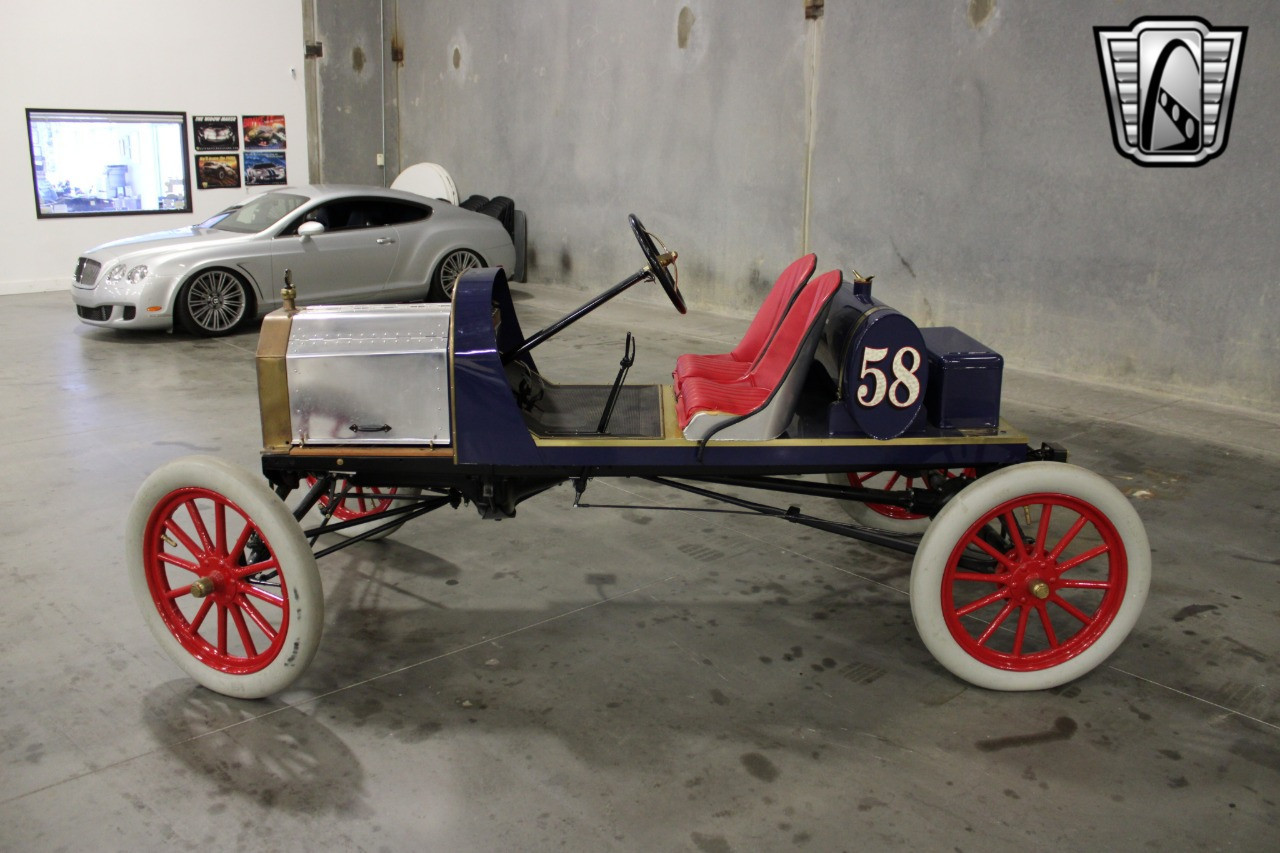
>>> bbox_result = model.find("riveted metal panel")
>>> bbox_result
[285,304,452,445]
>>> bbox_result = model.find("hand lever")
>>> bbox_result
[596,332,636,434]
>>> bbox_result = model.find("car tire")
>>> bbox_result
[126,456,323,699]
[512,209,528,282]
[459,194,489,212]
[176,268,254,336]
[430,249,485,301]
[479,196,515,235]
[909,462,1150,691]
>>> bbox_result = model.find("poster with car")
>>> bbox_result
[244,152,286,186]
[243,114,286,150]
[195,154,241,189]
[192,116,239,151]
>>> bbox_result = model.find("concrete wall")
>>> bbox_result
[1,0,309,296]
[309,0,399,186]
[390,0,812,313]
[807,1,1278,413]
[299,1,1280,412]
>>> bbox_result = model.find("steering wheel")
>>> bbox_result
[629,214,686,314]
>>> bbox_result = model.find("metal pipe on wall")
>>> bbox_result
[801,3,823,254]
[379,0,387,185]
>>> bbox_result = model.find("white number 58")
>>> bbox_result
[856,346,922,409]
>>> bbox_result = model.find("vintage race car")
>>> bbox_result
[126,215,1151,699]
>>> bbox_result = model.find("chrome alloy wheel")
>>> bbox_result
[182,270,249,335]
[436,249,484,300]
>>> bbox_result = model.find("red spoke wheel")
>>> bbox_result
[910,462,1149,690]
[127,457,322,698]
[826,468,976,533]
[304,476,421,540]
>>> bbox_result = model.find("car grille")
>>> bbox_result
[75,258,101,285]
[76,305,113,321]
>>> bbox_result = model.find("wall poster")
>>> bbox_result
[243,115,286,150]
[196,154,241,189]
[244,151,286,186]
[193,116,239,151]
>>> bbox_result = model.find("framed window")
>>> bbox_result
[25,108,192,218]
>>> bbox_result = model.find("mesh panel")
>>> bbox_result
[522,384,662,437]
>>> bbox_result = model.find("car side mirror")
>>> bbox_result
[298,220,326,239]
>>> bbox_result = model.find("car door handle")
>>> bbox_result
[377,237,396,245]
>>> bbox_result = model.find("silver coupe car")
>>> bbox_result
[71,184,522,336]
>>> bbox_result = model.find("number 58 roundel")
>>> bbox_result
[840,308,927,440]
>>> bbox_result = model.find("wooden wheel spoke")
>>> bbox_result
[217,604,228,654]
[1036,603,1059,647]
[1034,504,1053,556]
[1011,604,1032,655]
[242,584,285,608]
[975,600,1017,646]
[1058,579,1112,590]
[158,552,201,573]
[231,522,256,558]
[1056,542,1112,574]
[956,586,1010,617]
[971,535,1018,570]
[164,518,205,559]
[235,558,279,579]
[229,605,258,657]
[236,594,278,640]
[184,499,216,553]
[188,597,214,633]
[951,571,1006,584]
[1002,511,1029,561]
[214,502,228,555]
[1049,516,1089,561]
[1050,593,1094,626]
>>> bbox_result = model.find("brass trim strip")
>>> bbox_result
[532,420,1028,449]
[448,298,459,449]
[256,310,294,449]
[272,446,456,459]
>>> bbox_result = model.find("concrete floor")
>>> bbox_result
[1,283,1277,852]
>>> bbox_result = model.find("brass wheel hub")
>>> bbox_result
[189,576,216,598]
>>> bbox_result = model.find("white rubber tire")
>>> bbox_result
[126,456,323,699]
[910,462,1150,691]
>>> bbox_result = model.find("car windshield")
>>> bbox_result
[210,192,310,233]
[197,208,236,228]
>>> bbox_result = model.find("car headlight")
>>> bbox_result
[127,265,149,284]
[105,263,127,282]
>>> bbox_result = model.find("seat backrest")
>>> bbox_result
[304,207,330,229]
[748,269,843,391]
[729,254,817,364]
[345,207,373,229]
